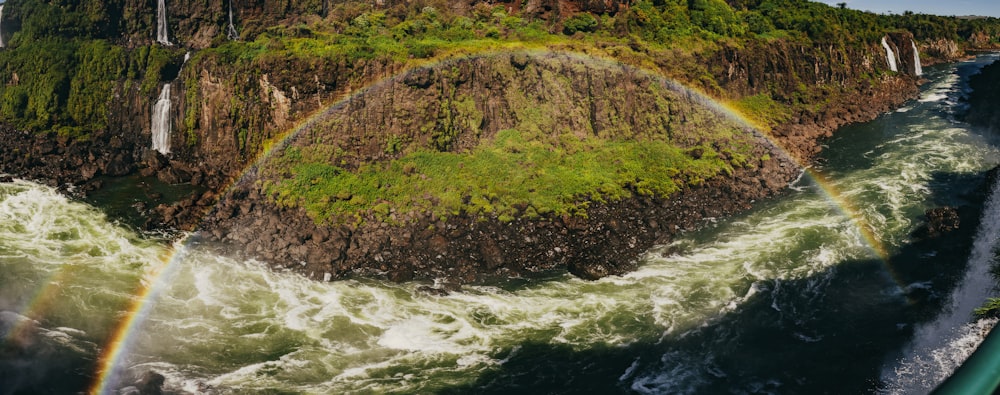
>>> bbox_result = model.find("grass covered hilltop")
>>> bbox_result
[1,0,999,282]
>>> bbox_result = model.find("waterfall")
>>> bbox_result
[151,84,172,155]
[882,37,898,72]
[156,0,171,45]
[226,0,239,40]
[0,5,6,49]
[911,40,923,76]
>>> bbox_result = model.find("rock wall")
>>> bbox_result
[965,60,1000,133]
[709,33,920,160]
[922,39,965,65]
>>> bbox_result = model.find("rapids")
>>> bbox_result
[2,55,1000,394]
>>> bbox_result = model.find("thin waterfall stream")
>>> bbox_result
[156,0,170,45]
[151,84,171,155]
[226,0,239,40]
[0,4,6,49]
[883,37,899,72]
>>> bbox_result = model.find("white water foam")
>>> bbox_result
[0,180,159,267]
[919,74,959,103]
[882,319,998,394]
[626,351,715,394]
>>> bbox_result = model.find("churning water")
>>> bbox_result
[2,55,1000,394]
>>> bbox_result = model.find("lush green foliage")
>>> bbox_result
[6,0,125,42]
[0,38,181,138]
[563,13,598,35]
[730,93,793,130]
[265,129,729,225]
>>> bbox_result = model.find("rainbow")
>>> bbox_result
[89,243,186,394]
[709,101,893,262]
[2,264,73,346]
[80,48,898,392]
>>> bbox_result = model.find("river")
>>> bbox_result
[2,55,999,394]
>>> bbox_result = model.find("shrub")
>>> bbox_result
[563,13,599,35]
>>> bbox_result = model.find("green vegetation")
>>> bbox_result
[563,13,598,35]
[264,129,730,225]
[730,93,793,130]
[0,39,182,139]
[975,298,1000,318]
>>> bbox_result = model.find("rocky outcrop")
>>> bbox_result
[772,75,918,159]
[913,207,962,239]
[206,150,796,283]
[118,370,166,395]
[196,52,798,283]
[886,32,923,77]
[968,31,999,49]
[922,39,965,65]
[0,126,139,191]
[964,60,1000,132]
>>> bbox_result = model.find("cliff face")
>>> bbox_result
[201,52,800,282]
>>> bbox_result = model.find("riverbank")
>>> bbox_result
[0,0,988,284]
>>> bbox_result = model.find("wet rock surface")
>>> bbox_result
[914,206,962,239]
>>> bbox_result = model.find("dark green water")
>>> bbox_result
[2,55,1000,394]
